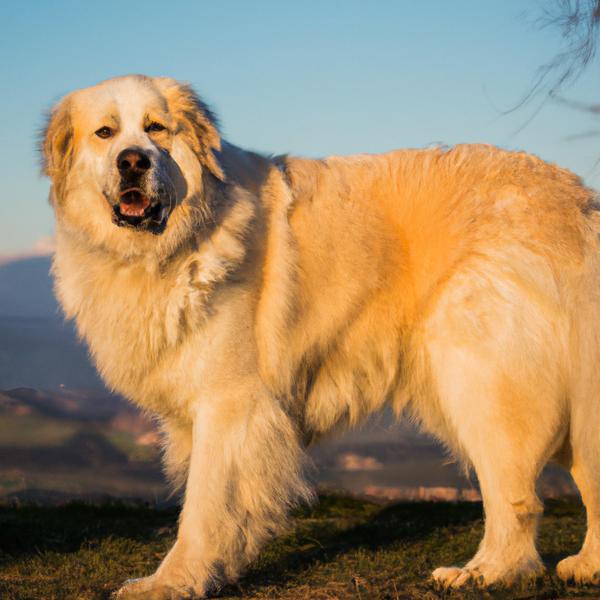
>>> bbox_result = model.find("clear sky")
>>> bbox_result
[1,0,599,256]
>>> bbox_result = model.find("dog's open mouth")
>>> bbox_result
[119,188,150,217]
[112,188,166,233]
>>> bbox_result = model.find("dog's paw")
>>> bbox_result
[432,556,544,589]
[557,553,600,584]
[432,566,484,589]
[112,576,201,600]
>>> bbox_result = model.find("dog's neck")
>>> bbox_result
[51,184,258,410]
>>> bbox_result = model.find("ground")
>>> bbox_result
[0,495,597,600]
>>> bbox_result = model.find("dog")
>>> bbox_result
[40,74,600,598]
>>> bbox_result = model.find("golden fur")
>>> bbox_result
[41,75,600,597]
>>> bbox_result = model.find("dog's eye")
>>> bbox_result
[95,126,113,139]
[145,122,166,133]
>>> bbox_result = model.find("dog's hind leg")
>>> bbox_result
[556,327,600,583]
[428,348,557,588]
[556,446,600,583]
[423,267,567,588]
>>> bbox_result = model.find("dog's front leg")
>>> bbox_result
[115,387,312,599]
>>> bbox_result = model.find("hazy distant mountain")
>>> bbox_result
[0,316,104,389]
[0,256,57,317]
[0,256,104,389]
[0,387,132,421]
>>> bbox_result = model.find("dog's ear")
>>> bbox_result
[154,77,224,181]
[40,97,74,183]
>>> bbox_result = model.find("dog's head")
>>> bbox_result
[41,75,225,256]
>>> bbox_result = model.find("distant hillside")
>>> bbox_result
[0,255,104,390]
[0,386,165,502]
[0,316,103,389]
[0,256,56,317]
[0,387,134,421]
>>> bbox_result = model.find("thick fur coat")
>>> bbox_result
[41,75,600,597]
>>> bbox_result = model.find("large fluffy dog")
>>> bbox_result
[41,75,600,597]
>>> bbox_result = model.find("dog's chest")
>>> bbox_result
[54,251,220,414]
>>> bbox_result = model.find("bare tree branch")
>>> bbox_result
[562,129,600,140]
[551,92,600,113]
[515,1,600,110]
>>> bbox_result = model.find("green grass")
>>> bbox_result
[0,415,78,447]
[0,495,598,599]
[104,431,160,462]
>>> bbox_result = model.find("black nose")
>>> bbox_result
[117,148,151,175]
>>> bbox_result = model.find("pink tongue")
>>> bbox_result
[120,202,147,217]
[120,193,150,216]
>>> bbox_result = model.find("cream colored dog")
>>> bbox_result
[41,74,600,597]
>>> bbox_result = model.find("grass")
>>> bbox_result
[0,415,78,447]
[0,494,598,599]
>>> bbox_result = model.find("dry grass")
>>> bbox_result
[0,495,598,599]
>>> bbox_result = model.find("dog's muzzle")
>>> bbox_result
[111,148,169,234]
[112,190,168,234]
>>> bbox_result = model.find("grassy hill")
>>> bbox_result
[1,494,598,600]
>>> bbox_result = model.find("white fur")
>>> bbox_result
[40,75,600,597]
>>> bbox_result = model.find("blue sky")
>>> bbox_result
[1,0,599,255]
